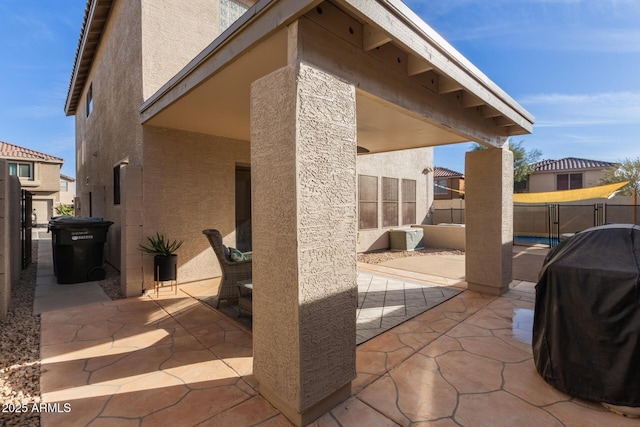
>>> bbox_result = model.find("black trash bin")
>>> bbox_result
[49,217,114,284]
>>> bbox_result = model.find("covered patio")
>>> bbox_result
[39,264,636,426]
[127,0,534,422]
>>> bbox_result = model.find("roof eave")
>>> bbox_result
[64,0,113,116]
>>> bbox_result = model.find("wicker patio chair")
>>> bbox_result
[202,229,252,308]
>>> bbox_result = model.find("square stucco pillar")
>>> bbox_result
[465,147,514,295]
[120,165,143,297]
[251,62,357,426]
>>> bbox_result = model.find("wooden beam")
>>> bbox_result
[438,75,463,94]
[493,116,515,127]
[363,23,391,51]
[462,91,485,108]
[481,105,501,119]
[296,17,509,147]
[407,55,434,76]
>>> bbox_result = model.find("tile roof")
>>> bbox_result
[0,140,64,163]
[60,174,76,182]
[434,166,464,178]
[533,157,617,172]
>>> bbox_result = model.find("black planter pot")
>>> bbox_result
[154,254,177,281]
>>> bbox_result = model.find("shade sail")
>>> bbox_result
[513,181,629,204]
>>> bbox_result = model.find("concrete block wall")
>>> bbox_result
[0,160,22,322]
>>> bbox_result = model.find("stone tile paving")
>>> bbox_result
[39,278,638,426]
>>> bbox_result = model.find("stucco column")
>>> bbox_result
[250,62,357,426]
[120,165,144,297]
[465,147,513,295]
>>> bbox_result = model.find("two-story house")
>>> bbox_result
[59,174,76,208]
[527,157,617,193]
[433,166,465,201]
[64,0,533,423]
[0,140,65,225]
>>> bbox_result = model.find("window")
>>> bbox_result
[60,180,69,192]
[9,162,33,179]
[434,179,448,195]
[358,175,378,229]
[113,165,121,205]
[402,179,417,225]
[557,173,583,191]
[86,83,93,117]
[382,177,398,227]
[220,0,248,31]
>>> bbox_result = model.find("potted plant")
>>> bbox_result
[139,233,183,281]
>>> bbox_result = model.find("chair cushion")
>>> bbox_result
[229,247,246,262]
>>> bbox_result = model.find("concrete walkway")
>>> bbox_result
[32,234,110,315]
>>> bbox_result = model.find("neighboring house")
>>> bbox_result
[0,140,64,225]
[433,166,464,200]
[64,0,533,423]
[527,157,617,193]
[59,174,76,207]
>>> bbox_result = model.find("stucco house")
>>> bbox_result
[64,0,533,424]
[526,157,616,193]
[0,140,65,225]
[59,174,76,207]
[433,166,464,201]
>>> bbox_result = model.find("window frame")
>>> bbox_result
[9,161,34,180]
[358,174,378,230]
[382,177,399,228]
[86,83,93,118]
[434,178,448,195]
[220,0,249,31]
[557,173,583,191]
[113,165,121,205]
[402,179,417,225]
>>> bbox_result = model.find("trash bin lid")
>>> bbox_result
[48,216,113,229]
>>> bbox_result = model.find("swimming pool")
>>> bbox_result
[514,235,559,247]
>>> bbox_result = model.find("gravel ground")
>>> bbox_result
[1,243,40,427]
[1,243,124,426]
[357,247,464,264]
[98,263,125,300]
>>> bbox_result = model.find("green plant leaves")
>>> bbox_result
[138,232,183,256]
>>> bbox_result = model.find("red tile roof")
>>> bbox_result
[434,166,464,178]
[533,157,616,172]
[0,140,64,163]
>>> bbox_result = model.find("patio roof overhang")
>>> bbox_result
[139,0,534,153]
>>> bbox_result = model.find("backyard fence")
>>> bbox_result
[432,203,640,247]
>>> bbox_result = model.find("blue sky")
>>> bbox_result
[1,1,639,178]
[405,0,640,173]
[0,1,84,177]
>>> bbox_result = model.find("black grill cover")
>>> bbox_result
[533,224,640,407]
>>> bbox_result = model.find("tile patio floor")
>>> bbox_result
[38,269,639,426]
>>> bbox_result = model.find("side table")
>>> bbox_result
[236,279,253,315]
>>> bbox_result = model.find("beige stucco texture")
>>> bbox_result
[251,63,357,425]
[528,169,608,193]
[465,148,514,295]
[357,148,432,252]
[141,126,250,288]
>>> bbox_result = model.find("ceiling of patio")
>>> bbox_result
[142,27,468,154]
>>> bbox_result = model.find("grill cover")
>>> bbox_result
[533,224,640,407]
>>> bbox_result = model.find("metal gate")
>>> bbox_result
[546,203,609,247]
[21,189,33,268]
[547,203,560,246]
